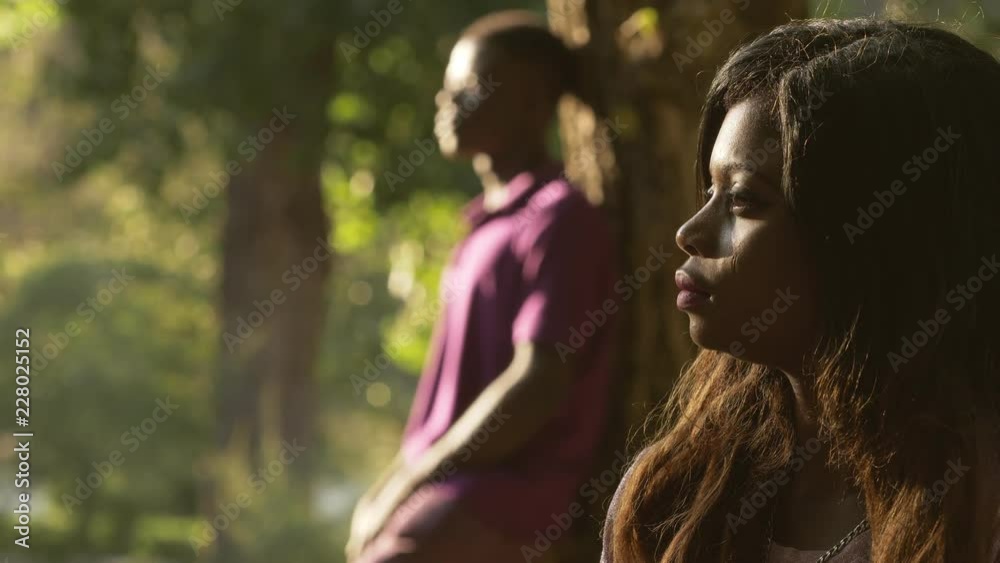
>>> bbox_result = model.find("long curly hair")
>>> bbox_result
[606,18,1000,563]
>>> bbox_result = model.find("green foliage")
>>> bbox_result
[0,0,540,560]
[2,0,993,561]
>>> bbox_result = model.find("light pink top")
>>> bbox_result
[400,162,618,541]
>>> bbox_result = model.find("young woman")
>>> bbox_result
[602,18,1000,563]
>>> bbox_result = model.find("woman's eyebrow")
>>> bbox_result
[712,160,780,191]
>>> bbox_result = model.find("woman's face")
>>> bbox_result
[675,98,819,370]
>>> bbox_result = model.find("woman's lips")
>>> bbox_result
[675,270,712,310]
[677,290,711,310]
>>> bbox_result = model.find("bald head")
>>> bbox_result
[460,10,579,103]
[434,11,581,159]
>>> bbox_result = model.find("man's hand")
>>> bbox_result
[346,454,410,561]
[346,463,424,561]
[345,342,573,560]
[345,499,370,562]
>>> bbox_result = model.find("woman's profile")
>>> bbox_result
[602,18,1000,563]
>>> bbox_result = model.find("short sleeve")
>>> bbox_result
[510,197,612,346]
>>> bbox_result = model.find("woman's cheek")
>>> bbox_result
[729,220,770,272]
[730,222,795,304]
[715,213,738,257]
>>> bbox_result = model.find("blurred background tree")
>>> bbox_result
[0,0,995,562]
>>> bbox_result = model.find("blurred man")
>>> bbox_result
[348,10,617,563]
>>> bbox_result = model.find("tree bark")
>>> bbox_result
[216,126,330,466]
[547,1,805,559]
[208,47,334,563]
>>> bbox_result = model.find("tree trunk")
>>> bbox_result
[208,49,334,563]
[216,123,331,472]
[547,1,805,560]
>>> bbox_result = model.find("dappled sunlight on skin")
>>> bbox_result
[676,98,818,370]
[5,0,999,561]
[443,40,478,93]
[0,1,584,562]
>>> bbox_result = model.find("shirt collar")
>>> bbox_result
[462,160,564,226]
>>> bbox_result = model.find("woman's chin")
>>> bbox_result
[686,318,714,345]
[686,318,739,356]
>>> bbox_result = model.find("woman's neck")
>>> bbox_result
[781,369,820,441]
[773,368,867,550]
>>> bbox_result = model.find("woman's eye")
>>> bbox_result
[728,191,755,212]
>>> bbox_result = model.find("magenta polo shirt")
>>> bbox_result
[400,160,617,539]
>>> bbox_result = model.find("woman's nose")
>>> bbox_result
[675,220,700,257]
[676,204,714,257]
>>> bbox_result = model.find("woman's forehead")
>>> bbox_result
[710,100,782,181]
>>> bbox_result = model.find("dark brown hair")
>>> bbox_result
[607,18,1000,563]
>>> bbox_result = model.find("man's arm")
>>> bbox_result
[350,198,612,558]
[356,450,405,506]
[346,342,574,558]
[424,341,572,470]
[388,341,573,495]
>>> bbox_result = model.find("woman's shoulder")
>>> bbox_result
[601,443,1000,563]
[601,446,655,563]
